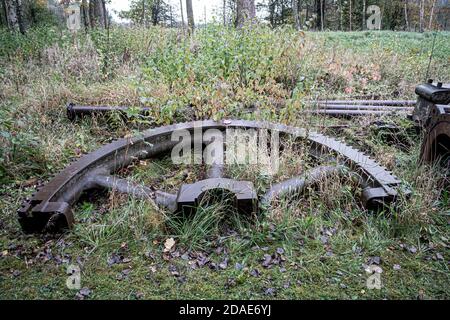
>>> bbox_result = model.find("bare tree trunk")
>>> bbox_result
[404,0,409,31]
[4,0,26,34]
[428,0,436,30]
[4,0,18,31]
[315,0,322,30]
[349,0,352,31]
[151,0,160,25]
[15,0,25,34]
[1,0,7,27]
[292,0,300,30]
[186,0,194,34]
[89,0,106,28]
[339,0,343,30]
[362,0,366,30]
[305,2,308,22]
[101,0,108,28]
[236,0,255,28]
[419,0,424,33]
[223,0,226,26]
[81,0,90,31]
[320,0,325,31]
[89,0,96,28]
[142,0,146,26]
[179,0,185,32]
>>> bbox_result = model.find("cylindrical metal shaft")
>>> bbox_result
[308,110,410,117]
[312,100,416,106]
[318,105,414,111]
[67,104,150,121]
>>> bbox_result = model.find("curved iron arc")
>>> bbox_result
[18,120,407,233]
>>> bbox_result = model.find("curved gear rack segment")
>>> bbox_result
[18,120,408,234]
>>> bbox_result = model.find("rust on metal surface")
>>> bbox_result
[67,103,151,121]
[18,120,409,233]
[420,104,450,165]
[177,179,258,215]
[309,109,411,117]
[413,81,450,166]
[312,100,416,106]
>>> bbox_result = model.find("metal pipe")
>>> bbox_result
[312,100,416,106]
[318,105,414,111]
[93,175,177,212]
[308,110,410,117]
[67,104,151,121]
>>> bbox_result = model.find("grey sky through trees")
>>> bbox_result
[109,0,224,23]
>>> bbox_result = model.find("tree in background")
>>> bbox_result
[1,0,449,33]
[2,0,26,33]
[292,0,301,30]
[119,0,172,27]
[236,0,255,27]
[89,0,107,28]
[186,0,194,33]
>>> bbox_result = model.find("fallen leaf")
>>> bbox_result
[368,256,381,265]
[163,238,176,253]
[262,254,272,268]
[264,288,276,296]
[219,258,229,270]
[76,287,91,299]
[408,246,417,254]
[393,264,401,270]
[250,269,260,277]
[168,264,180,277]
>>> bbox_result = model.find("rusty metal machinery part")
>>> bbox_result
[67,103,151,121]
[18,120,408,234]
[420,104,450,165]
[413,80,450,124]
[412,80,450,166]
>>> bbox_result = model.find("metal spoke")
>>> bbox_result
[262,166,343,206]
[206,163,224,179]
[92,174,177,212]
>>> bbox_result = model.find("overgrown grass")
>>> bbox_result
[0,25,449,300]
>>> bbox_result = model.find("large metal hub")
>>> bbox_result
[18,120,408,234]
